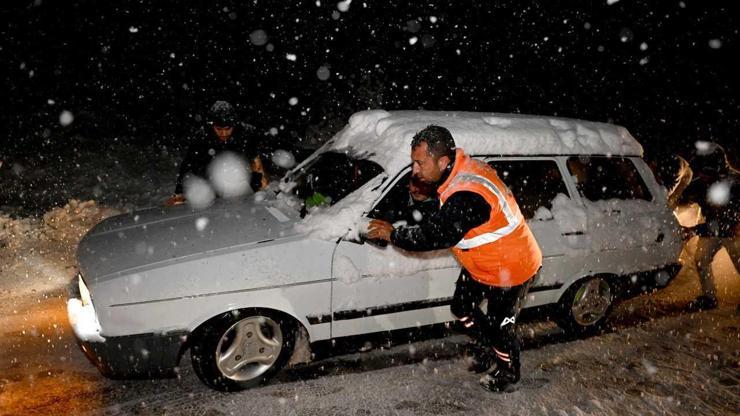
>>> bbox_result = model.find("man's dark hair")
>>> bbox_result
[411,125,456,160]
[208,100,237,126]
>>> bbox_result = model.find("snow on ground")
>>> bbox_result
[0,200,120,297]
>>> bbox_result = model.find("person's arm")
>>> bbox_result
[390,191,490,251]
[667,158,692,209]
[174,145,198,195]
[249,155,269,191]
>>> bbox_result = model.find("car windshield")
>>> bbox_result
[287,151,384,209]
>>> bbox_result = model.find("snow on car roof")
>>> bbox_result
[328,110,644,174]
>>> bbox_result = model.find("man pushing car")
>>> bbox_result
[367,125,542,393]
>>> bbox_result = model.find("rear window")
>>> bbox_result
[566,157,652,201]
[487,159,569,219]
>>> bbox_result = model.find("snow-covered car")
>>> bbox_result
[67,110,683,391]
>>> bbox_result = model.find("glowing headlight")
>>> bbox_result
[78,274,93,307]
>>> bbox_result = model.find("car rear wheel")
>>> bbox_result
[190,310,295,391]
[556,276,614,336]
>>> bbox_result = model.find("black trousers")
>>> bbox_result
[450,269,534,370]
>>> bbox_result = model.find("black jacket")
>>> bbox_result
[678,170,739,238]
[380,195,440,227]
[175,126,264,194]
[391,191,490,251]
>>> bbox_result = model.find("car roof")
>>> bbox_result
[325,110,644,174]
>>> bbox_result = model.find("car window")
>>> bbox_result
[487,159,569,219]
[567,156,652,201]
[290,151,384,206]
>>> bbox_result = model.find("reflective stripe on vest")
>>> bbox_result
[452,173,521,250]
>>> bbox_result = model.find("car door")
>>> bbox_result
[565,156,678,274]
[485,157,591,307]
[329,169,459,338]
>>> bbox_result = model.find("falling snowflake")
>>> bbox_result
[208,152,251,198]
[707,181,730,206]
[249,29,268,46]
[195,217,210,231]
[337,0,351,12]
[272,149,297,169]
[59,110,74,126]
[694,140,716,155]
[316,65,331,80]
[184,176,216,210]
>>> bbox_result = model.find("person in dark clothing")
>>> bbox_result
[166,101,268,206]
[367,125,542,393]
[677,142,739,310]
[379,176,439,226]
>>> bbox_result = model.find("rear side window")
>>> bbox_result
[487,159,569,219]
[567,157,652,201]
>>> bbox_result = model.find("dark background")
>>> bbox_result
[2,0,738,165]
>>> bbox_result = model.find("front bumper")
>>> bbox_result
[75,331,188,378]
[67,277,187,378]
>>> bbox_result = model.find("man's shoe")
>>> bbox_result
[467,351,492,373]
[687,295,718,311]
[465,344,492,373]
[479,368,520,393]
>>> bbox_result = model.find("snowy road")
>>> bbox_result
[1,243,738,415]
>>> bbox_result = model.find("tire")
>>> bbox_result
[190,309,296,391]
[555,276,615,336]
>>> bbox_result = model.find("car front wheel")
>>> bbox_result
[556,276,614,336]
[190,310,295,391]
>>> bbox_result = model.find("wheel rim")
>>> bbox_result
[571,278,612,327]
[215,316,283,381]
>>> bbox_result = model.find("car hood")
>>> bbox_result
[77,197,301,281]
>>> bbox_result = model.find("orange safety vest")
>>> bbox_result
[438,149,542,287]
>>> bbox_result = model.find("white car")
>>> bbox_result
[68,110,683,391]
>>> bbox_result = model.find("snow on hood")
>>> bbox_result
[329,110,643,175]
[77,196,299,281]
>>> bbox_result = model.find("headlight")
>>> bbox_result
[78,274,93,307]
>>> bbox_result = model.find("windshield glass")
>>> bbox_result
[287,151,384,209]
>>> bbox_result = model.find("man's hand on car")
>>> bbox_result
[367,219,394,242]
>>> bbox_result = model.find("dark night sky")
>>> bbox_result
[1,0,738,163]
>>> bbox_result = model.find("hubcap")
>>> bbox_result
[215,316,283,381]
[571,278,612,327]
